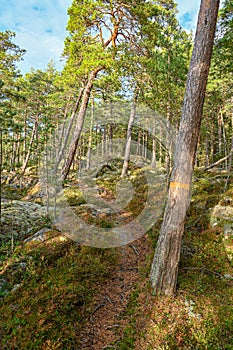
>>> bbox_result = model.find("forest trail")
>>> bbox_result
[1,173,233,349]
[79,235,153,349]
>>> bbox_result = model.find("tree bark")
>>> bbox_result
[151,121,156,168]
[57,87,84,167]
[86,96,94,170]
[150,0,220,295]
[21,116,39,176]
[121,91,138,177]
[204,149,233,170]
[60,67,102,181]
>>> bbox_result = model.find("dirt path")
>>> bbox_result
[79,236,153,349]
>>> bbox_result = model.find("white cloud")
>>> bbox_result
[176,0,224,32]
[0,0,224,73]
[0,0,72,73]
[176,0,201,31]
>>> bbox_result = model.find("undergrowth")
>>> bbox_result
[1,169,233,349]
[115,171,233,349]
[0,235,117,349]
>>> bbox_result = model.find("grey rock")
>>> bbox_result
[19,262,27,269]
[11,284,21,293]
[210,204,233,261]
[224,224,233,238]
[0,278,7,289]
[1,200,48,242]
[24,227,51,243]
[210,205,233,226]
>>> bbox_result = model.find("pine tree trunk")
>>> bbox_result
[57,87,84,167]
[21,116,39,176]
[121,92,138,177]
[205,134,209,167]
[150,0,220,296]
[86,97,94,170]
[61,67,102,181]
[151,121,156,168]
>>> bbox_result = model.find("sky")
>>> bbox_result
[0,0,204,74]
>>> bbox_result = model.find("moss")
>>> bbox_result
[0,238,117,349]
[62,186,86,206]
[1,170,233,350]
[117,172,233,350]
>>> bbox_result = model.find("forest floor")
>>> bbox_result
[1,168,233,349]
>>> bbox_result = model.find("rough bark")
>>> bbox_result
[204,149,233,170]
[121,91,138,177]
[150,0,220,295]
[86,97,94,170]
[57,87,84,167]
[61,67,102,181]
[21,116,39,176]
[151,138,156,168]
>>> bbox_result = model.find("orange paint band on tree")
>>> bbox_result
[169,182,190,190]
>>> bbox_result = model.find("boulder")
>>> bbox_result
[1,200,48,242]
[211,205,233,261]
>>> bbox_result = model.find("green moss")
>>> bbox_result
[0,238,117,349]
[63,187,86,206]
[117,172,233,350]
[1,170,233,350]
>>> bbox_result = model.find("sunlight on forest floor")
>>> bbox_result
[0,169,233,349]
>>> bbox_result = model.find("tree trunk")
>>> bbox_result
[57,87,84,167]
[151,122,156,168]
[102,127,106,156]
[23,111,27,160]
[86,96,94,170]
[205,148,233,170]
[11,132,17,171]
[21,116,39,176]
[61,67,102,181]
[150,0,220,296]
[121,91,138,177]
[205,134,209,167]
[224,115,233,191]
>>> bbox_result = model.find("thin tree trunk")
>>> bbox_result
[102,127,106,156]
[16,133,21,166]
[86,96,94,170]
[224,115,233,191]
[11,132,17,171]
[61,67,102,181]
[205,149,233,170]
[56,94,72,158]
[205,134,209,167]
[121,91,138,177]
[109,102,113,155]
[21,116,39,176]
[57,87,84,167]
[210,123,215,163]
[23,111,27,160]
[151,138,156,168]
[137,130,141,156]
[220,109,228,169]
[150,0,220,296]
[218,111,222,156]
[109,123,113,155]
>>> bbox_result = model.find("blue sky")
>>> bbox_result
[0,0,204,74]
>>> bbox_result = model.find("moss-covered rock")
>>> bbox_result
[1,200,48,242]
[210,205,233,262]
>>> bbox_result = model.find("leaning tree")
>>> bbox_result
[150,0,220,295]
